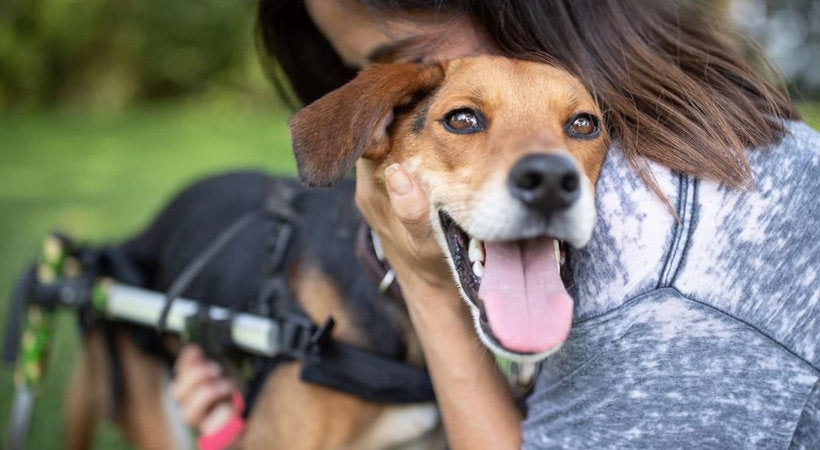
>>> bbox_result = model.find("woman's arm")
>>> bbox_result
[403,279,523,449]
[355,160,523,449]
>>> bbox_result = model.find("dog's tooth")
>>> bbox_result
[472,260,484,277]
[553,240,561,268]
[468,238,485,263]
[560,244,566,266]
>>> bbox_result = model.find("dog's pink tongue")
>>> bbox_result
[478,238,572,354]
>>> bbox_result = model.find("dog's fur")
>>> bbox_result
[66,55,608,448]
[66,174,441,449]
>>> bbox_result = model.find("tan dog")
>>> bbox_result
[64,182,445,450]
[62,55,604,450]
[291,55,608,363]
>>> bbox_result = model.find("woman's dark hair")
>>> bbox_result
[256,1,357,109]
[257,0,798,194]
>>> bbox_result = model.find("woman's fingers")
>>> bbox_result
[174,344,203,376]
[179,379,235,427]
[354,159,387,223]
[199,399,240,436]
[355,159,452,290]
[170,358,222,407]
[170,345,237,431]
[384,163,432,239]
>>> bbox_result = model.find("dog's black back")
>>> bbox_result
[117,171,407,362]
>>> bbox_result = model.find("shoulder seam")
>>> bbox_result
[670,287,820,373]
[657,175,698,288]
[671,178,699,284]
[574,287,819,373]
[657,174,686,288]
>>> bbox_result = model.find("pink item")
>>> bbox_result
[197,391,246,450]
[479,237,572,353]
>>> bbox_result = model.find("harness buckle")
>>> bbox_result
[278,316,335,359]
[309,317,335,352]
[183,308,235,361]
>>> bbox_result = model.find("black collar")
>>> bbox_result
[354,222,403,301]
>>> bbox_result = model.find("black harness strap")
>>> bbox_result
[355,223,403,300]
[301,341,435,403]
[156,210,267,333]
[242,221,437,405]
[157,180,301,334]
[4,184,437,410]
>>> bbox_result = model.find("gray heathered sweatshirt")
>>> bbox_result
[522,121,819,449]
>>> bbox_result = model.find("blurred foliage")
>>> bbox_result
[1,0,816,112]
[0,103,294,449]
[731,0,820,100]
[0,0,274,112]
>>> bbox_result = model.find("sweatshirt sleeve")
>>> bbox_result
[522,291,819,449]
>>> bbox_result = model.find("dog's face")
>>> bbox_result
[290,56,607,362]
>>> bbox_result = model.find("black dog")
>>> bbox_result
[25,171,440,449]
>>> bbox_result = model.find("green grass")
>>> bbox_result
[799,102,820,126]
[0,102,294,449]
[0,103,818,449]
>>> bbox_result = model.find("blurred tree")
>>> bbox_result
[0,0,269,112]
[1,0,815,111]
[730,0,820,100]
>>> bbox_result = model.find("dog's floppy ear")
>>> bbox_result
[289,63,444,187]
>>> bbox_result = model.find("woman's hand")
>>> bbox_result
[354,159,455,301]
[354,159,523,449]
[170,344,237,436]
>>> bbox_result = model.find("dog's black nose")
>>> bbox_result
[509,154,580,213]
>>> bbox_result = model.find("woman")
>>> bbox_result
[174,1,819,447]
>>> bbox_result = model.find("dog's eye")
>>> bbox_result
[566,113,600,139]
[442,108,485,134]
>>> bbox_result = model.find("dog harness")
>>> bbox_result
[2,187,434,449]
